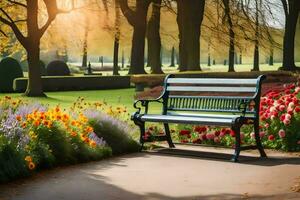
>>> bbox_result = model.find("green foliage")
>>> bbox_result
[46,60,70,76]
[35,125,75,165]
[90,117,140,155]
[0,136,29,183]
[0,57,23,92]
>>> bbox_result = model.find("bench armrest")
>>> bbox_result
[133,98,164,115]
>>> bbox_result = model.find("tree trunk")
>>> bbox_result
[113,37,120,75]
[119,0,150,74]
[82,41,87,68]
[252,0,260,71]
[147,0,163,74]
[269,48,274,66]
[239,54,242,64]
[121,50,125,68]
[208,53,211,66]
[24,0,45,97]
[223,0,235,72]
[25,43,45,97]
[253,43,260,71]
[82,17,89,68]
[234,52,238,64]
[177,0,205,71]
[170,46,175,67]
[113,0,121,75]
[281,0,300,70]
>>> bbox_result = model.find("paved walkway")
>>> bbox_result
[0,145,300,200]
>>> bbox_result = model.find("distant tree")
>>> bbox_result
[113,0,121,75]
[82,15,89,68]
[147,0,163,74]
[177,0,205,71]
[119,0,151,74]
[222,0,235,72]
[0,0,71,96]
[280,0,300,70]
[252,0,261,71]
[170,46,175,67]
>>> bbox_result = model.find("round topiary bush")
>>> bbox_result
[21,60,47,76]
[0,57,24,92]
[46,60,71,76]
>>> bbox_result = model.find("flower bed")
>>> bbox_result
[0,97,138,183]
[144,83,300,151]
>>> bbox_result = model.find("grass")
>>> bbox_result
[0,88,165,113]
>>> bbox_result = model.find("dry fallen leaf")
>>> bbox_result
[291,177,300,193]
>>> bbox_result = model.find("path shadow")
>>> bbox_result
[146,147,300,166]
[1,154,299,200]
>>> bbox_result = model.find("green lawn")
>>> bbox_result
[0,89,164,113]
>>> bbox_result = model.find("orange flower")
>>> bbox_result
[63,114,69,121]
[22,122,27,128]
[28,162,36,170]
[71,132,77,137]
[90,141,97,148]
[55,106,60,113]
[34,120,40,127]
[43,120,50,126]
[56,115,62,120]
[16,115,22,121]
[25,156,32,162]
[85,126,93,133]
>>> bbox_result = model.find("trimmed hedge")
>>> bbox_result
[46,60,70,76]
[13,76,131,92]
[0,57,24,92]
[131,71,298,91]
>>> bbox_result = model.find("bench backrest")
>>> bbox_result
[161,74,265,118]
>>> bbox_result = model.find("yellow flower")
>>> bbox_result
[25,156,32,162]
[90,141,97,148]
[28,162,36,170]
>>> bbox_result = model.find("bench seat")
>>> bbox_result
[139,114,240,126]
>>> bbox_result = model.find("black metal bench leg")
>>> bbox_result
[164,123,175,148]
[254,121,267,158]
[231,126,241,162]
[137,121,145,151]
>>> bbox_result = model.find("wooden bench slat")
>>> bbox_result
[167,86,257,93]
[166,112,255,119]
[169,95,254,99]
[140,114,236,126]
[167,78,258,85]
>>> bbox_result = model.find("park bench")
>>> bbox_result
[131,74,267,162]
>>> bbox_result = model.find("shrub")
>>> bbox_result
[21,60,47,76]
[85,110,140,155]
[13,76,131,92]
[46,60,70,76]
[0,136,29,183]
[0,57,23,92]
